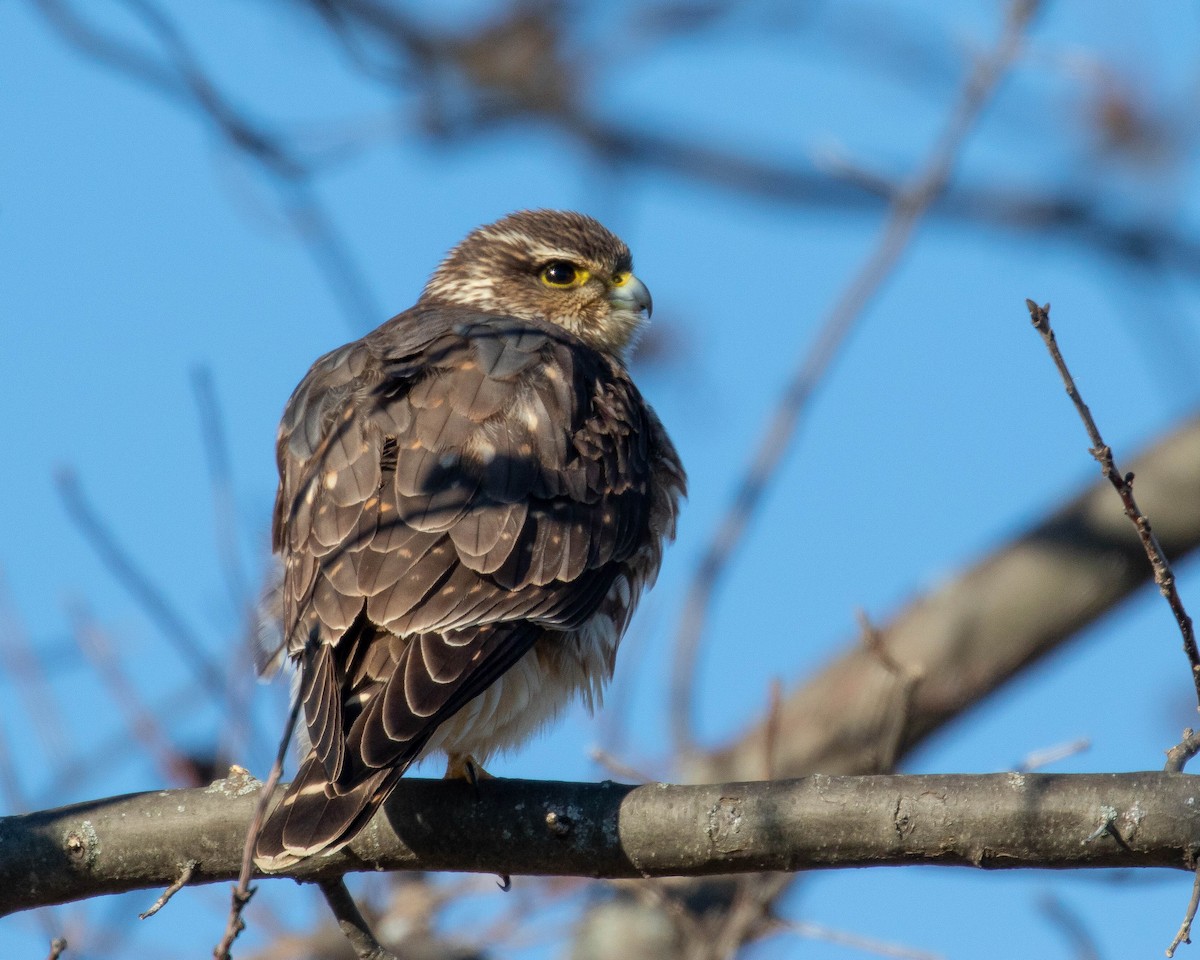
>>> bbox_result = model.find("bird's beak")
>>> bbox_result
[608,273,653,318]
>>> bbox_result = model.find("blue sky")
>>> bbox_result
[4,1,1200,957]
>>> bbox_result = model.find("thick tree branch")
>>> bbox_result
[698,415,1200,784]
[3,772,1200,916]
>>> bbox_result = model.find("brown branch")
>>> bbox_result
[1026,299,1200,710]
[3,771,1200,916]
[669,0,1042,755]
[213,693,302,959]
[698,414,1200,785]
[316,878,401,960]
[777,919,943,960]
[1037,893,1101,960]
[68,604,200,788]
[1169,867,1200,958]
[295,1,1200,279]
[1167,731,1200,774]
[55,469,229,706]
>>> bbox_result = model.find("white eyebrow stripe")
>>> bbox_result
[525,245,589,263]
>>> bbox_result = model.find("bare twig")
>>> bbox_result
[1168,867,1200,958]
[588,748,655,785]
[1017,738,1091,773]
[1037,893,1100,960]
[669,0,1043,755]
[1025,301,1200,715]
[317,878,401,960]
[710,873,790,959]
[857,610,924,774]
[33,0,381,332]
[778,919,943,960]
[298,1,1200,279]
[55,469,229,706]
[213,694,302,959]
[0,573,70,764]
[190,366,252,622]
[69,604,201,787]
[1166,729,1200,774]
[189,365,260,766]
[701,414,1200,785]
[762,677,783,780]
[139,859,197,919]
[46,937,68,960]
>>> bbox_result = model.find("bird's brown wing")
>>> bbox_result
[255,310,659,868]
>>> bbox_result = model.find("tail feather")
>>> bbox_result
[254,753,394,871]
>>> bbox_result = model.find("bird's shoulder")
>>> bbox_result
[279,303,653,477]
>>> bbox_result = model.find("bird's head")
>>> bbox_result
[421,209,652,358]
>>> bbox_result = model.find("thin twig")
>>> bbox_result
[1018,738,1091,773]
[1166,729,1200,774]
[1168,867,1200,958]
[213,694,301,960]
[46,938,68,960]
[1037,893,1100,960]
[139,859,197,920]
[669,0,1044,756]
[55,469,229,706]
[778,919,944,960]
[189,366,260,766]
[1025,301,1200,715]
[762,677,783,780]
[69,603,201,787]
[588,748,655,785]
[857,610,923,774]
[190,366,252,623]
[317,878,401,960]
[0,572,70,763]
[34,0,381,332]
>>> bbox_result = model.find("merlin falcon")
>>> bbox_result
[255,210,685,869]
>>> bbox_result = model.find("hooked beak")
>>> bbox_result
[608,273,653,318]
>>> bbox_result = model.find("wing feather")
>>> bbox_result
[257,307,679,869]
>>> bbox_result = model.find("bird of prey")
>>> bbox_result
[254,210,685,869]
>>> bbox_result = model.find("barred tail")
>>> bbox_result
[254,753,395,871]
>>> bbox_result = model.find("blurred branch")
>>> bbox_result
[700,413,1200,784]
[3,771,1200,916]
[1038,893,1101,960]
[67,604,206,788]
[55,469,228,707]
[34,0,1200,293]
[33,0,381,330]
[316,878,401,960]
[189,366,252,622]
[0,574,70,767]
[214,695,301,960]
[670,0,1042,755]
[189,366,258,762]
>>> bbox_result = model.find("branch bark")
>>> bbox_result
[697,414,1200,784]
[4,771,1200,917]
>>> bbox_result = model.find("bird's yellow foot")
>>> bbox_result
[445,753,495,789]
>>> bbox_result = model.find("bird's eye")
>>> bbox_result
[540,261,588,288]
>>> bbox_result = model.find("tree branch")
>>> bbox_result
[697,414,1200,784]
[4,771,1200,917]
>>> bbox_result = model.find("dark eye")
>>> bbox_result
[540,260,586,288]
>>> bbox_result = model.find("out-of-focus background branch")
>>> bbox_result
[6,1,1200,957]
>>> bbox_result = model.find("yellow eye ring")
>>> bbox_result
[540,260,589,288]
